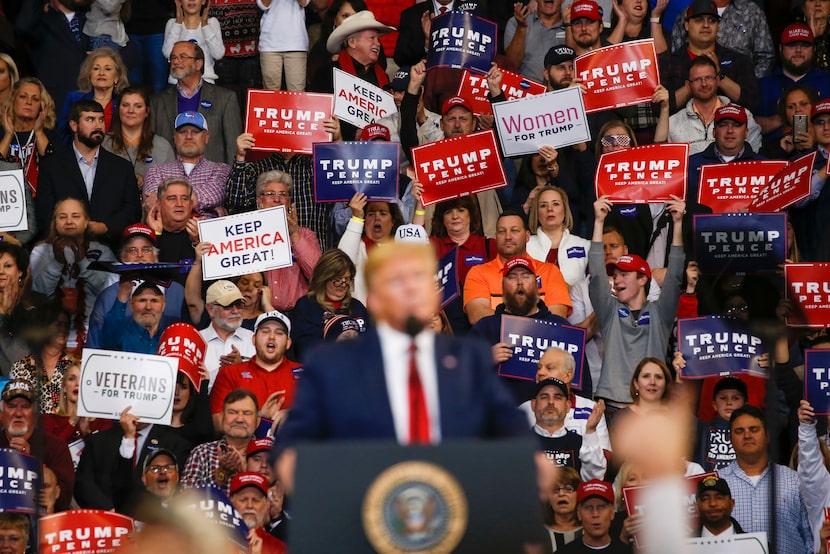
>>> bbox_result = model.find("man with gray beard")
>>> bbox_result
[0,380,74,512]
[151,41,241,165]
[470,256,572,404]
[199,280,255,391]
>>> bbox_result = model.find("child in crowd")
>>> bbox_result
[695,376,748,471]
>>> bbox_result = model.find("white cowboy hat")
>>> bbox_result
[326,10,396,54]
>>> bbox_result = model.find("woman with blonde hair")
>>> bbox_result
[57,47,129,143]
[526,185,591,286]
[41,360,112,448]
[0,77,55,231]
[0,54,19,108]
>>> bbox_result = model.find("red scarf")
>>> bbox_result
[337,50,389,88]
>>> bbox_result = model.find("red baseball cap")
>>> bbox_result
[122,223,157,246]
[577,479,615,504]
[246,436,274,457]
[360,123,391,142]
[571,0,603,22]
[713,104,747,125]
[502,256,535,276]
[781,23,814,45]
[605,254,651,280]
[229,471,269,496]
[812,99,830,120]
[441,96,474,115]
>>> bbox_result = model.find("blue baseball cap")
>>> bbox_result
[174,111,208,132]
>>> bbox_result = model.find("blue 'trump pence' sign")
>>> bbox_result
[805,349,830,415]
[426,11,497,74]
[693,212,786,275]
[313,142,399,202]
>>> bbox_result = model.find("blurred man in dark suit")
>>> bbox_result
[281,243,526,450]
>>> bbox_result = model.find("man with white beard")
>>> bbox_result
[0,380,74,512]
[199,281,255,390]
[229,472,287,553]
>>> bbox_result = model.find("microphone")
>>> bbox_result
[404,315,424,338]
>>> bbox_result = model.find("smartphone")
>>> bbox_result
[794,113,808,143]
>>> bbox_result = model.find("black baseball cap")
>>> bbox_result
[696,475,731,498]
[535,377,569,398]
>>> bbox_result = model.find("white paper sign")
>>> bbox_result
[77,349,177,425]
[333,68,397,129]
[491,87,591,157]
[0,170,28,232]
[198,206,292,280]
[686,532,768,553]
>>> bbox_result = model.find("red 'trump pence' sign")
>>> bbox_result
[574,39,659,114]
[456,68,546,115]
[595,143,689,203]
[245,89,333,154]
[748,151,816,212]
[411,129,507,206]
[698,160,789,212]
[785,262,830,327]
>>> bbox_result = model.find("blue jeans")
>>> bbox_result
[89,34,120,50]
[126,33,168,93]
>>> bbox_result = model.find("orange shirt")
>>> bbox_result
[462,256,572,315]
[209,357,301,415]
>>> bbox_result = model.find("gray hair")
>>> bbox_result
[544,347,576,375]
[157,178,193,199]
[256,170,294,200]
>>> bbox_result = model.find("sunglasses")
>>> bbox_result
[600,134,632,148]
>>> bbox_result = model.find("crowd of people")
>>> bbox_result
[0,0,826,551]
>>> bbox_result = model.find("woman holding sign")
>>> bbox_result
[338,193,404,303]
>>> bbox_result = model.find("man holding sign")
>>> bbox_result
[401,61,504,238]
[588,195,685,406]
[470,256,572,403]
[687,104,764,207]
[311,11,395,140]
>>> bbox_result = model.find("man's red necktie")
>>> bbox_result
[408,342,430,444]
[439,6,449,15]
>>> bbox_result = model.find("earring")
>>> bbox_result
[634,390,639,397]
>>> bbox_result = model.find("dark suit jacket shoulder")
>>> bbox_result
[151,83,242,165]
[36,145,141,243]
[75,424,192,515]
[281,330,526,443]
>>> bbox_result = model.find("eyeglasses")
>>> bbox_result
[330,276,353,286]
[125,246,155,256]
[688,75,718,86]
[600,134,631,148]
[725,304,748,315]
[553,485,576,494]
[146,464,178,474]
[169,54,195,62]
[259,191,290,199]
